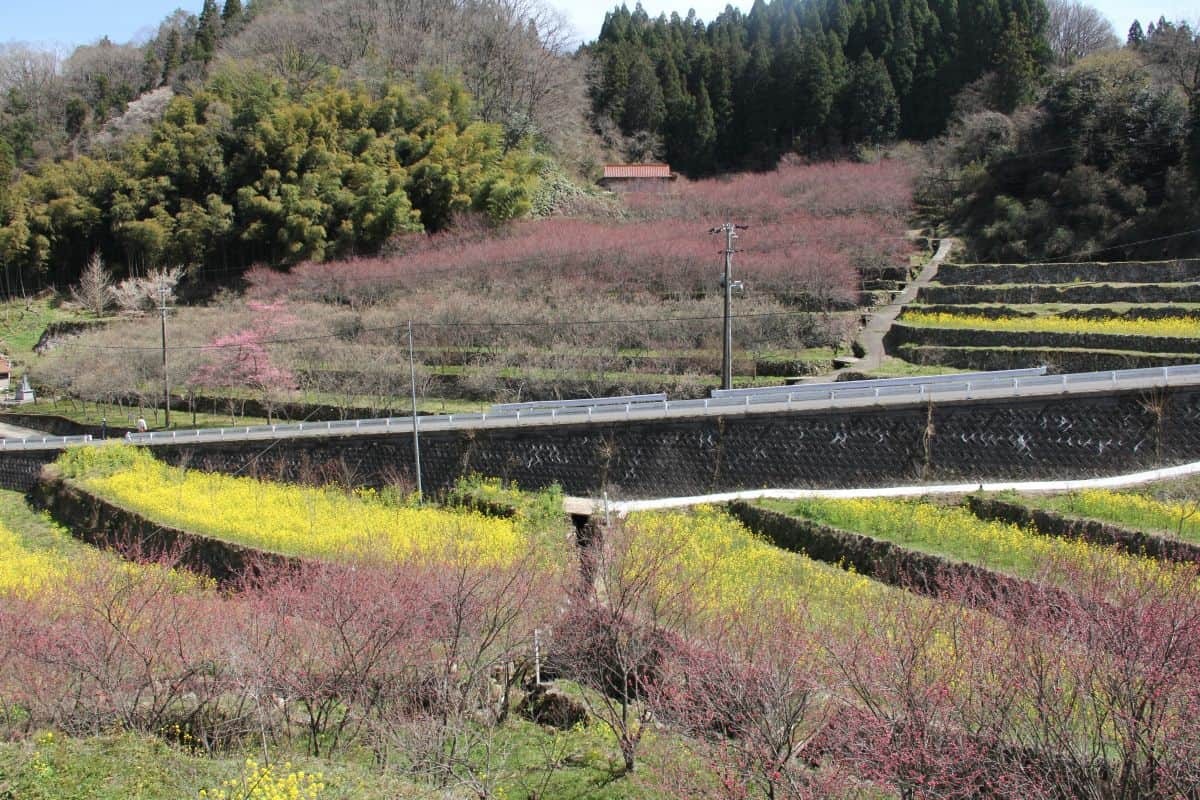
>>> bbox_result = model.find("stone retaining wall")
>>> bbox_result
[726,502,1067,614]
[936,259,1200,286]
[895,345,1199,374]
[917,282,1200,306]
[885,322,1200,355]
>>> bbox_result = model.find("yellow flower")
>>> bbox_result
[904,310,1200,339]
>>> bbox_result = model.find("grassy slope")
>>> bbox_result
[1003,479,1200,543]
[758,497,1153,583]
[0,718,699,800]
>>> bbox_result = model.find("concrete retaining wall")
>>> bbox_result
[5,386,1200,498]
[102,386,1200,500]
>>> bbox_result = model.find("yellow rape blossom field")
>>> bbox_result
[58,447,553,568]
[772,497,1158,585]
[1025,489,1200,543]
[0,517,61,596]
[627,506,891,622]
[903,310,1200,338]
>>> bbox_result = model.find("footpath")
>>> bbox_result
[819,235,957,379]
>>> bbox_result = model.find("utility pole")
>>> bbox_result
[158,282,171,427]
[407,320,423,502]
[710,222,747,391]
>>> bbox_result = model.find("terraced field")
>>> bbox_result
[15,448,1200,797]
[891,258,1200,372]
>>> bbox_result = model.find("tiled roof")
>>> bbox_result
[602,163,672,179]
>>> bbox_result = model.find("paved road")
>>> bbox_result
[0,419,48,439]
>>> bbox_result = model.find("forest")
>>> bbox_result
[0,0,1198,283]
[585,0,1049,170]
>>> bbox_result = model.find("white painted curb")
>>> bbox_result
[566,460,1200,516]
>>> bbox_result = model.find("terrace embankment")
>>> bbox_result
[30,471,298,584]
[965,496,1200,563]
[896,258,1200,372]
[45,384,1197,499]
[726,501,1064,613]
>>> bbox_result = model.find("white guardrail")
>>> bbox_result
[4,364,1200,453]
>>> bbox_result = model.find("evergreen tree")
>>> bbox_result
[221,0,243,24]
[992,12,1037,113]
[1128,20,1145,48]
[622,52,667,134]
[846,52,899,143]
[162,28,182,84]
[795,39,834,150]
[586,0,1051,172]
[195,0,221,64]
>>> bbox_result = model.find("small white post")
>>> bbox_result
[534,628,542,686]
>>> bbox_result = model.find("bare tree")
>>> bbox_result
[70,252,114,316]
[1046,0,1119,65]
[1145,18,1200,98]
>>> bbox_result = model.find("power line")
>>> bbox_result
[1041,226,1200,261]
[48,308,840,354]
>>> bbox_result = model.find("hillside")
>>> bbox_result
[29,158,915,415]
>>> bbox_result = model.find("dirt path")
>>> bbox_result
[821,236,957,380]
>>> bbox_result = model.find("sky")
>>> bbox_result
[1,0,1195,52]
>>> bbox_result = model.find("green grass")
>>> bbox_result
[11,398,272,431]
[758,497,1150,583]
[0,732,421,800]
[0,712,715,799]
[1010,488,1200,544]
[0,488,92,558]
[860,356,966,377]
[0,297,95,371]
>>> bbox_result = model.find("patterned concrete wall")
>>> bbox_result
[111,386,1200,499]
[3,387,1197,497]
[0,450,58,492]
